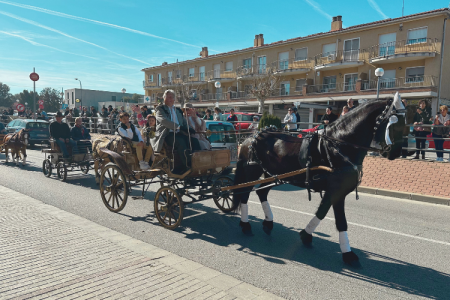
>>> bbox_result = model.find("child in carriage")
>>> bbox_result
[141,115,156,164]
[116,112,151,170]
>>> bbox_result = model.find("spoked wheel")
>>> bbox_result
[80,163,89,174]
[42,159,52,177]
[56,162,67,182]
[100,163,128,212]
[154,186,184,230]
[212,176,234,213]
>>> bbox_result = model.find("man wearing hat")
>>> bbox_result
[50,112,79,158]
[248,115,259,131]
[152,90,201,175]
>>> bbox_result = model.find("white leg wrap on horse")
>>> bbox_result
[261,201,273,221]
[339,231,351,253]
[241,203,249,222]
[305,216,321,235]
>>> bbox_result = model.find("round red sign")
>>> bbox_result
[38,99,44,105]
[17,104,25,112]
[30,72,39,81]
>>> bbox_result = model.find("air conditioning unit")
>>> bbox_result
[327,54,336,61]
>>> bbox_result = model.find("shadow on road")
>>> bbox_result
[124,201,450,299]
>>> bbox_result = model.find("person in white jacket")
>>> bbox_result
[284,108,297,130]
[116,112,150,170]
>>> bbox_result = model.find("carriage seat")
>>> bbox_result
[49,138,74,156]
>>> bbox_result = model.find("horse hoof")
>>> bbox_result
[262,220,273,236]
[343,251,361,268]
[240,221,253,236]
[300,229,313,246]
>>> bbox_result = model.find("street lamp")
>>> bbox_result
[121,88,126,107]
[74,78,83,110]
[375,68,384,99]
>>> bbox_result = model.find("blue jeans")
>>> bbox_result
[56,139,79,157]
[432,133,444,158]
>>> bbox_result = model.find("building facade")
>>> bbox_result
[64,88,144,110]
[142,8,450,124]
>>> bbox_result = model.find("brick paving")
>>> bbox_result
[0,186,282,300]
[361,156,450,198]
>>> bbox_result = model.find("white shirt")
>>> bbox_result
[284,113,297,130]
[169,105,179,125]
[117,125,143,142]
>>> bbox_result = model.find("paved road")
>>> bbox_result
[1,148,450,299]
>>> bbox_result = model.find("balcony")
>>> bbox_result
[183,73,208,85]
[206,70,236,82]
[161,77,183,87]
[306,82,351,94]
[314,50,366,70]
[143,81,161,90]
[236,64,270,78]
[272,58,313,75]
[367,38,438,64]
[361,75,438,90]
[201,92,228,101]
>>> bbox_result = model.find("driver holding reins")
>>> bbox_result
[151,89,201,175]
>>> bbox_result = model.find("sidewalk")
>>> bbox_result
[0,186,282,300]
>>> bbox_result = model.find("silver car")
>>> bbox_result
[205,121,238,167]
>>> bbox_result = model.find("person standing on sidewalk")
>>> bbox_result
[432,105,450,162]
[284,107,297,131]
[413,100,433,160]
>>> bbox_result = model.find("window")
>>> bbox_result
[244,85,253,96]
[280,82,290,96]
[380,70,396,88]
[322,43,336,57]
[176,70,181,79]
[189,68,195,77]
[168,71,172,83]
[278,52,289,70]
[225,62,233,72]
[199,66,205,81]
[322,76,336,90]
[243,58,252,70]
[295,48,308,61]
[406,67,424,82]
[344,74,358,91]
[343,38,360,61]
[379,33,396,56]
[214,64,221,78]
[407,27,427,44]
[157,73,162,86]
[258,56,266,74]
[148,74,153,82]
[112,96,116,101]
[295,79,306,91]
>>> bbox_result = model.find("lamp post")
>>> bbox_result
[121,88,126,108]
[74,78,82,110]
[375,68,384,99]
[214,81,221,100]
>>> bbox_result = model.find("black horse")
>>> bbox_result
[231,95,406,266]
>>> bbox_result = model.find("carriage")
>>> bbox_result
[41,139,94,181]
[97,137,236,229]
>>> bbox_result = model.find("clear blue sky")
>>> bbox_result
[0,0,448,95]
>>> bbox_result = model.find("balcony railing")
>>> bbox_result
[314,50,366,66]
[202,93,228,101]
[144,81,159,88]
[306,82,348,93]
[361,75,438,90]
[161,77,183,86]
[236,64,270,77]
[367,38,438,60]
[205,70,236,80]
[271,57,313,72]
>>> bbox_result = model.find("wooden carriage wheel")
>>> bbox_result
[212,176,234,213]
[56,162,67,182]
[100,163,128,212]
[42,159,52,177]
[154,186,184,230]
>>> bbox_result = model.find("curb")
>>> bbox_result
[358,186,450,206]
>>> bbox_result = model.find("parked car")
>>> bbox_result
[426,133,450,149]
[205,121,238,167]
[220,112,262,130]
[5,119,50,146]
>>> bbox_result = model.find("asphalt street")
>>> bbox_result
[1,148,450,300]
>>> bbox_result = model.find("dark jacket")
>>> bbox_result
[71,125,91,141]
[321,112,338,125]
[295,113,301,124]
[50,121,71,140]
[413,107,432,132]
[227,115,238,122]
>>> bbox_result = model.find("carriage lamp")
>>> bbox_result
[375,68,385,99]
[215,81,221,88]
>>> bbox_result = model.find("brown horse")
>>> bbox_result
[3,129,30,166]
[92,136,128,183]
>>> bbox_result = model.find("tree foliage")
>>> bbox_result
[259,111,282,129]
[39,87,62,112]
[0,82,12,108]
[122,93,141,103]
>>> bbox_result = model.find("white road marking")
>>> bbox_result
[248,200,450,247]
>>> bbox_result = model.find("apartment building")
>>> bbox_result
[65,88,144,110]
[142,8,450,124]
